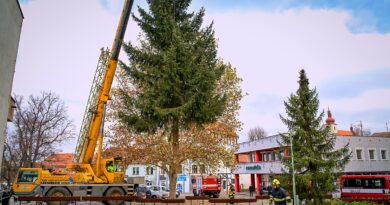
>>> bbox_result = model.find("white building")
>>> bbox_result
[126,160,235,193]
[126,164,168,187]
[234,110,390,194]
[0,0,23,176]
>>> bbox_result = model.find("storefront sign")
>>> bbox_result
[177,175,186,181]
[246,165,261,170]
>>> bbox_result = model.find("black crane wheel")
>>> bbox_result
[46,187,71,205]
[103,187,125,205]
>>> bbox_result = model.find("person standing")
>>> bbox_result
[269,179,292,205]
[228,185,235,204]
[249,185,255,197]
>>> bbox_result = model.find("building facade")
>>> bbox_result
[0,0,24,176]
[126,160,235,193]
[234,110,390,194]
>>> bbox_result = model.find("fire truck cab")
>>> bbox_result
[192,176,221,198]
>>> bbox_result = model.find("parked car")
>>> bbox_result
[136,185,151,199]
[148,185,169,199]
[165,187,180,198]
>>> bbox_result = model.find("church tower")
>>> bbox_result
[325,108,337,133]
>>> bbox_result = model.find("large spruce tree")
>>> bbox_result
[279,69,350,204]
[119,0,229,197]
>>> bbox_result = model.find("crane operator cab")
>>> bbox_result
[102,156,125,183]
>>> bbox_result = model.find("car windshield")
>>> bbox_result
[137,187,148,192]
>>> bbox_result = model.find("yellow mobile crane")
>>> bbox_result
[12,0,139,204]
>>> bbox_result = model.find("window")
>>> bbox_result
[17,170,38,183]
[368,149,376,160]
[262,153,267,161]
[132,167,139,175]
[200,165,206,174]
[192,165,198,174]
[380,149,388,160]
[278,150,285,160]
[356,148,363,160]
[250,152,256,162]
[146,166,154,175]
[344,178,385,188]
[161,169,166,175]
[271,152,276,161]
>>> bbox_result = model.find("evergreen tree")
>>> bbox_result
[279,69,350,204]
[119,0,231,198]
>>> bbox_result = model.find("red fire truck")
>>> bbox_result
[340,175,390,199]
[192,176,222,198]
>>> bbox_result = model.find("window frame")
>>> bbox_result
[380,148,388,160]
[132,167,139,175]
[355,148,364,160]
[368,148,377,160]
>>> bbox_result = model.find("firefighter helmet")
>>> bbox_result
[272,179,280,186]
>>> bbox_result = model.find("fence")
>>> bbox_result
[15,195,390,205]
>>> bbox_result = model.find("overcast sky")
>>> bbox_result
[14,0,390,152]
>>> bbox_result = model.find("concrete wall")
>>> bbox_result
[0,0,23,175]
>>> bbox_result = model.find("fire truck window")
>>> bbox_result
[363,179,370,188]
[373,179,385,188]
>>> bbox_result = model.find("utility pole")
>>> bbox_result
[386,122,389,132]
[289,133,298,205]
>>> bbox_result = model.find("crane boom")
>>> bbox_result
[75,0,134,164]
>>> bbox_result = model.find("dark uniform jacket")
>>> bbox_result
[269,187,291,205]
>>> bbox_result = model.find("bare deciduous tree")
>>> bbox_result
[1,92,74,184]
[248,126,267,141]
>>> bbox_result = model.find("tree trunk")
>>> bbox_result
[169,169,178,199]
[168,121,179,199]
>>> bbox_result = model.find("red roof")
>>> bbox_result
[337,130,354,136]
[41,153,74,170]
[371,132,390,137]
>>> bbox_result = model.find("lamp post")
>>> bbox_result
[289,133,298,205]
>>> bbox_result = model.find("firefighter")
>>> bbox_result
[228,185,235,204]
[269,179,292,205]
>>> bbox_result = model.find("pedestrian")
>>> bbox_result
[269,179,292,205]
[228,185,235,204]
[249,185,255,197]
[267,185,272,195]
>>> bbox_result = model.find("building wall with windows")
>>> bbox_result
[335,136,390,173]
[126,164,168,187]
[234,134,390,194]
